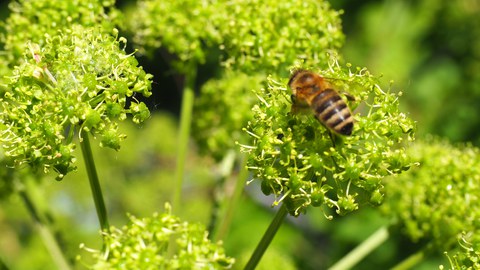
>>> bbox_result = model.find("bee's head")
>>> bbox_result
[288,69,320,90]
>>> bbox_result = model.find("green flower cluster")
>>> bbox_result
[382,138,480,254]
[87,206,234,269]
[127,0,344,74]
[1,0,120,67]
[192,71,263,160]
[0,25,152,179]
[241,62,415,217]
[126,0,221,69]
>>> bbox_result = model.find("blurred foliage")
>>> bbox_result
[382,138,480,262]
[0,0,120,67]
[0,113,217,269]
[192,71,263,161]
[125,0,344,75]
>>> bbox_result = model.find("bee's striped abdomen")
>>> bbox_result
[311,89,354,136]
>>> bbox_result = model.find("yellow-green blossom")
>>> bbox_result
[1,25,152,179]
[242,62,415,217]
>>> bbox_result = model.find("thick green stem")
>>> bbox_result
[167,67,197,259]
[80,131,109,232]
[0,256,10,270]
[244,204,288,270]
[213,153,248,242]
[172,68,197,212]
[328,226,389,270]
[391,249,425,270]
[18,182,71,270]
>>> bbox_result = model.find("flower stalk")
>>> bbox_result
[329,226,390,270]
[212,153,248,242]
[173,66,197,212]
[391,250,425,270]
[17,179,71,270]
[244,204,288,270]
[80,131,109,232]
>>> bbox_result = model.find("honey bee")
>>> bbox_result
[288,70,354,136]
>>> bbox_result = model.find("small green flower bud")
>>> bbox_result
[100,125,126,151]
[130,102,150,124]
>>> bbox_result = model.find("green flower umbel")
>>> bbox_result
[0,25,152,180]
[383,138,480,258]
[2,0,120,67]
[127,0,344,74]
[241,62,415,217]
[85,205,234,269]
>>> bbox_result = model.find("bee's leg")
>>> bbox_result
[315,118,339,148]
[341,92,356,102]
[328,132,349,162]
[328,130,337,148]
[328,131,345,149]
[290,94,297,103]
[290,95,298,115]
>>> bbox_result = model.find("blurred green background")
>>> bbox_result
[0,0,478,269]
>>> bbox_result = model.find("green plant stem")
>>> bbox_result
[213,153,248,242]
[207,150,236,238]
[17,182,71,270]
[168,68,197,260]
[80,131,109,232]
[244,204,288,270]
[391,249,425,270]
[328,225,389,270]
[172,68,197,212]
